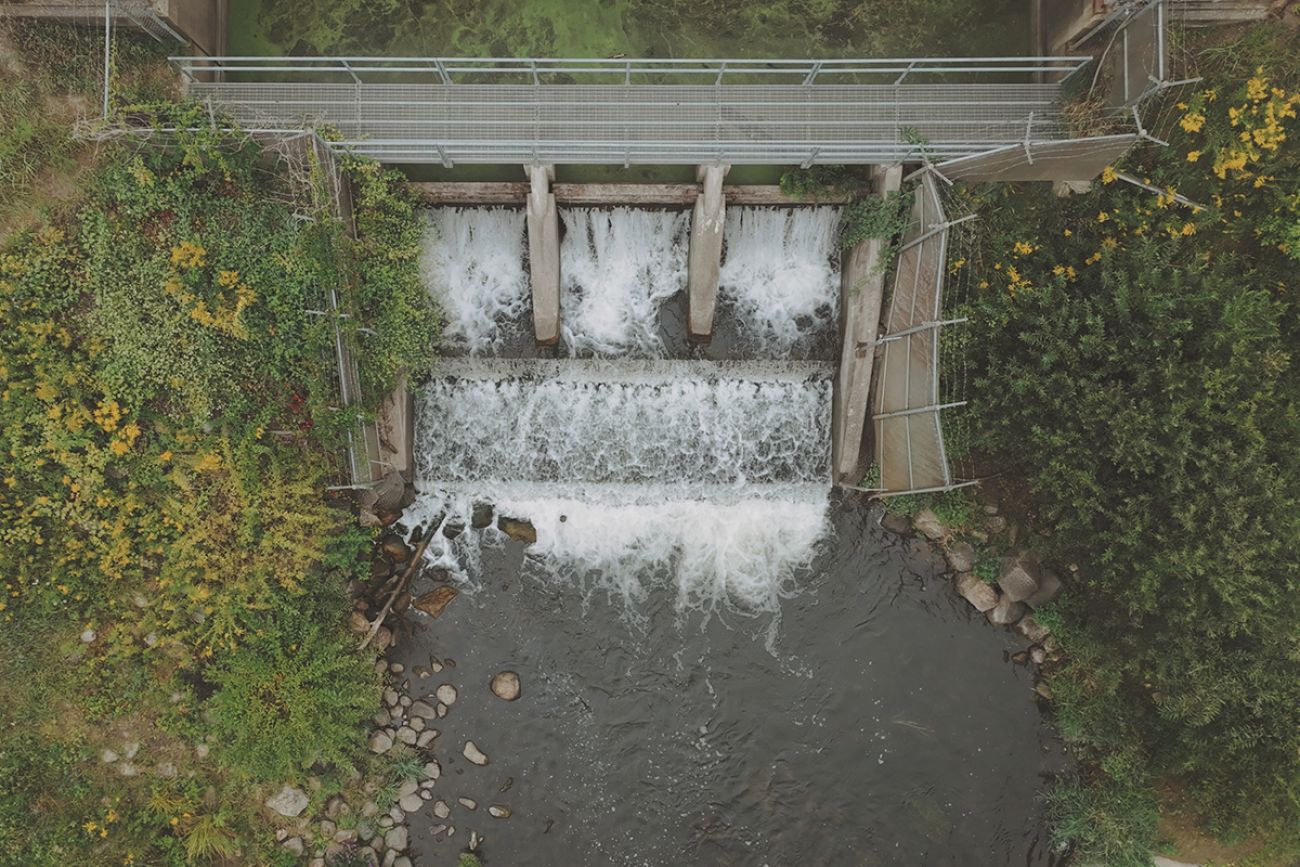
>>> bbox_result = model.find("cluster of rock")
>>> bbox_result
[884,500,1064,685]
[99,737,197,780]
[267,656,523,866]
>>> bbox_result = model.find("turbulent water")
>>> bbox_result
[406,360,833,614]
[719,206,842,356]
[420,207,529,354]
[560,208,689,357]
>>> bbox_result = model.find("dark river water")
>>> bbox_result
[390,497,1067,867]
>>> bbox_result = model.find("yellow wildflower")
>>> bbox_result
[1186,150,1201,162]
[1179,112,1206,133]
[1101,165,1117,184]
[216,270,240,288]
[1012,241,1035,256]
[1097,211,1110,223]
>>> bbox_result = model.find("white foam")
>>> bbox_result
[560,208,689,356]
[402,486,831,616]
[414,361,832,488]
[719,206,842,355]
[420,207,528,354]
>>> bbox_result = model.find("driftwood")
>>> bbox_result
[359,525,437,651]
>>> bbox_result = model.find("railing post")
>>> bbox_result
[802,61,822,86]
[342,59,361,84]
[434,59,452,85]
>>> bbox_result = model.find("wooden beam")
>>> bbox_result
[411,181,855,207]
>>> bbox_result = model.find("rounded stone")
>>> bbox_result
[436,683,458,705]
[463,741,489,766]
[490,671,522,701]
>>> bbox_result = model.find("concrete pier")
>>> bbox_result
[832,164,903,485]
[687,164,729,343]
[524,163,561,346]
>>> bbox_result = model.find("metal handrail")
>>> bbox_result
[171,54,1092,84]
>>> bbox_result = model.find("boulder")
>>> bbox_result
[410,700,437,720]
[435,684,458,706]
[498,516,538,544]
[324,795,350,819]
[369,731,393,754]
[1025,568,1063,609]
[265,785,309,818]
[373,626,394,651]
[490,671,522,702]
[945,541,975,573]
[433,800,451,819]
[463,741,489,766]
[1016,615,1051,644]
[412,586,458,619]
[1030,646,1047,665]
[953,573,998,613]
[395,726,417,746]
[471,503,494,529]
[398,793,423,813]
[381,536,411,564]
[458,797,478,810]
[488,804,512,819]
[997,553,1041,603]
[986,594,1027,626]
[911,508,946,541]
[879,511,912,536]
[80,628,97,643]
[422,761,441,780]
[383,826,408,851]
[282,837,305,856]
[347,612,370,635]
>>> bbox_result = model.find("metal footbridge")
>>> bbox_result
[173,56,1094,166]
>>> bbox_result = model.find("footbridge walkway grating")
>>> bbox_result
[173,56,1092,165]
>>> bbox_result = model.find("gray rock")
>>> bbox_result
[369,731,393,754]
[383,688,399,707]
[463,741,489,765]
[1025,568,1063,609]
[409,700,437,720]
[361,801,379,818]
[954,573,998,612]
[372,709,391,727]
[378,816,394,829]
[194,744,209,760]
[118,762,138,777]
[382,850,398,867]
[155,762,177,779]
[433,800,451,819]
[911,508,946,541]
[265,785,309,818]
[985,515,1008,535]
[435,684,458,706]
[422,761,441,780]
[417,730,438,748]
[399,695,411,708]
[880,511,912,535]
[383,825,408,851]
[490,671,522,702]
[393,857,413,867]
[123,741,140,760]
[998,553,1041,603]
[488,804,512,818]
[324,795,349,819]
[409,717,425,733]
[80,628,96,643]
[319,820,336,838]
[395,726,417,746]
[1017,614,1051,643]
[945,541,975,573]
[436,703,449,718]
[282,837,305,856]
[101,749,119,763]
[389,805,405,823]
[1030,646,1047,665]
[397,778,419,798]
[333,828,358,844]
[398,793,423,813]
[458,797,478,810]
[986,594,1027,626]
[389,663,404,674]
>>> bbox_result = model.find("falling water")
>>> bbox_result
[420,207,528,354]
[559,208,689,357]
[719,206,842,356]
[405,360,832,613]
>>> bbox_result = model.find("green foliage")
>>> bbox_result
[206,609,378,781]
[839,190,909,251]
[344,157,440,395]
[458,854,484,867]
[778,165,861,201]
[963,26,1300,854]
[1047,773,1158,867]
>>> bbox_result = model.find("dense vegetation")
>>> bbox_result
[0,29,438,863]
[958,24,1300,865]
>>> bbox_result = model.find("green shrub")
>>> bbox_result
[1047,773,1158,867]
[206,611,378,781]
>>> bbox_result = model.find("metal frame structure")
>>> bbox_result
[870,169,969,495]
[171,54,1094,166]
